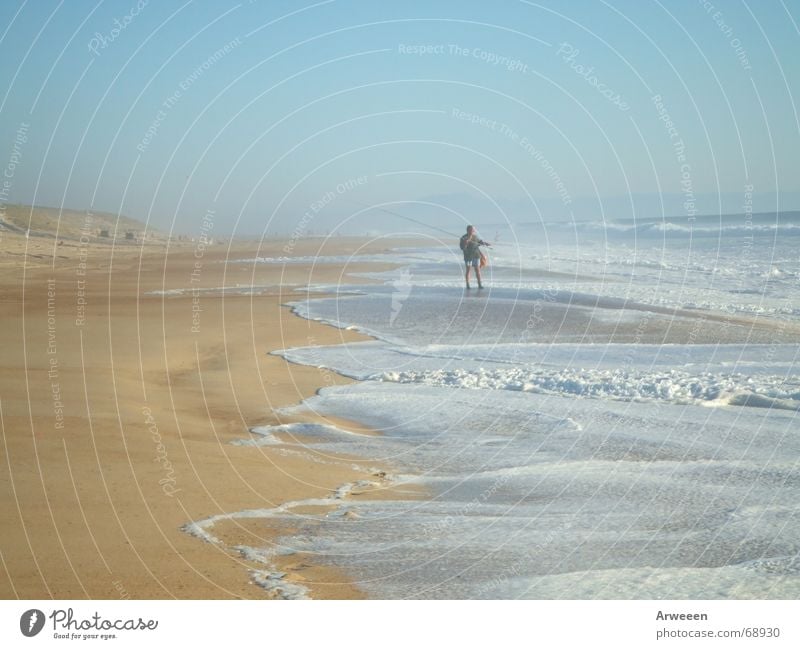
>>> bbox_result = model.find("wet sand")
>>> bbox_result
[0,231,423,599]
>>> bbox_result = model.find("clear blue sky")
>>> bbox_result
[1,0,798,236]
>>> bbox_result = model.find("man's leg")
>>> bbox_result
[475,265,483,288]
[465,264,471,288]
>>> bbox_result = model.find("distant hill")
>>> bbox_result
[0,204,168,243]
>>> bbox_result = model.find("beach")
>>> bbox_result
[2,216,800,600]
[0,230,424,599]
[1,4,798,644]
[197,216,800,599]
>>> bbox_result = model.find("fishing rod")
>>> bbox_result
[348,200,466,240]
[349,200,506,275]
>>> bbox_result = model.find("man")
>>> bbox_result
[459,225,490,289]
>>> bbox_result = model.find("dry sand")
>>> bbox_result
[0,229,424,599]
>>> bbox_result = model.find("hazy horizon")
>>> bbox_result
[1,1,798,238]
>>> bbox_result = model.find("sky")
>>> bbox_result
[0,0,798,237]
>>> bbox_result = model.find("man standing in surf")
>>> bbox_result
[460,225,490,289]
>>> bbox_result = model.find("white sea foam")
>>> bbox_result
[146,284,281,297]
[379,367,800,409]
[190,214,800,598]
[277,341,800,410]
[263,381,800,598]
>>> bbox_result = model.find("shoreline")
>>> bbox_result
[0,231,427,599]
[3,229,797,600]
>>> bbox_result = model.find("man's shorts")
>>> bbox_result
[464,257,479,268]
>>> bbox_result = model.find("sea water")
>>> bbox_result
[190,212,800,598]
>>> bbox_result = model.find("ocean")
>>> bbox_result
[187,211,800,599]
